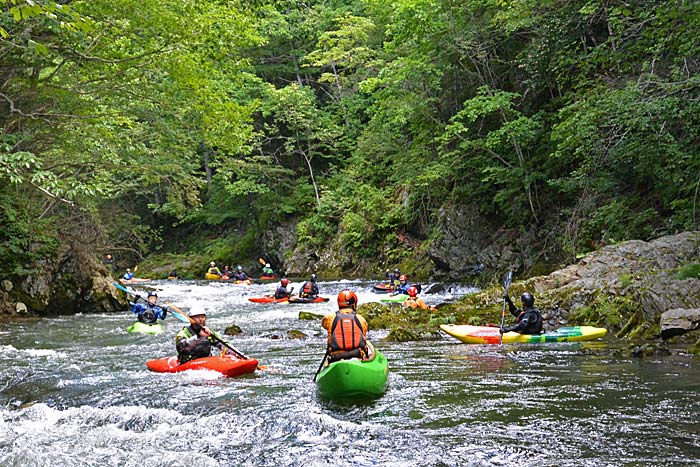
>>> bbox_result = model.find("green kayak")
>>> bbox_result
[126,321,163,335]
[315,346,389,399]
[380,294,408,303]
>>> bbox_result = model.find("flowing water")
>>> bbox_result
[0,280,698,466]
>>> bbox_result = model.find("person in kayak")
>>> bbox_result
[261,263,275,277]
[207,261,222,277]
[168,269,180,279]
[175,307,233,363]
[500,292,544,335]
[299,274,320,299]
[322,290,369,363]
[385,268,401,288]
[402,286,437,311]
[222,265,232,278]
[130,291,168,324]
[391,275,411,295]
[232,265,249,281]
[274,278,293,299]
[122,268,135,281]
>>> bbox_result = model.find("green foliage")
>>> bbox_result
[677,264,700,280]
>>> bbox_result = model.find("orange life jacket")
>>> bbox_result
[328,311,366,353]
[303,282,313,294]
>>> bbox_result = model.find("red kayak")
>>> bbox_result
[146,355,258,377]
[372,283,394,294]
[248,296,290,303]
[260,275,276,280]
[288,296,330,304]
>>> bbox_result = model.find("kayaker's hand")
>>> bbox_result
[199,327,211,337]
[133,294,141,302]
[499,327,506,334]
[161,308,168,319]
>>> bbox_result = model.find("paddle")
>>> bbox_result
[499,270,513,345]
[312,350,328,382]
[258,258,266,266]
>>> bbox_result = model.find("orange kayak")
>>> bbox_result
[146,355,258,377]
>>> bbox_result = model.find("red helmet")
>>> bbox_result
[337,290,358,309]
[399,275,407,281]
[281,278,289,286]
[408,286,418,297]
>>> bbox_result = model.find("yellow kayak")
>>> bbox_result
[440,324,607,344]
[204,273,225,280]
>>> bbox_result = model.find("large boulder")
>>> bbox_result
[660,308,700,340]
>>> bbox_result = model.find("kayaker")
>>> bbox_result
[500,292,544,335]
[207,261,222,277]
[168,269,180,279]
[261,263,275,277]
[299,274,320,299]
[222,265,232,278]
[274,278,293,299]
[130,291,168,324]
[321,290,369,363]
[385,268,401,288]
[391,275,411,295]
[175,307,233,363]
[122,268,135,281]
[402,286,437,311]
[232,265,249,281]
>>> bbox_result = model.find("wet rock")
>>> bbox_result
[224,324,243,336]
[2,280,12,292]
[630,343,670,358]
[660,308,700,340]
[15,302,27,314]
[384,327,420,342]
[298,311,324,320]
[287,330,308,339]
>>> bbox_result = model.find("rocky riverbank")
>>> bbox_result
[361,231,700,355]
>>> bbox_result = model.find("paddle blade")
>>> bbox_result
[113,282,131,295]
[258,258,266,265]
[503,271,513,291]
[168,307,191,323]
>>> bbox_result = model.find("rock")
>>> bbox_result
[2,280,12,292]
[287,330,307,339]
[384,327,420,342]
[298,311,324,320]
[224,324,243,336]
[660,308,700,340]
[15,302,28,314]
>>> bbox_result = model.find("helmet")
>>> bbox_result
[521,292,535,307]
[237,265,243,271]
[147,291,158,298]
[210,261,216,267]
[188,305,206,317]
[337,290,358,309]
[265,263,270,268]
[394,268,400,274]
[311,273,317,282]
[106,254,112,260]
[126,268,131,272]
[281,278,289,286]
[408,286,418,297]
[399,275,407,282]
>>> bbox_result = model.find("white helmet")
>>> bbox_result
[210,261,215,267]
[188,305,207,317]
[266,263,270,267]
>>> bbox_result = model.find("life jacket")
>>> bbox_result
[328,310,366,354]
[302,282,313,294]
[404,297,419,308]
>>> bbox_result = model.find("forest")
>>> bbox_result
[1,0,699,280]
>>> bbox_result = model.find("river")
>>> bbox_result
[1,279,698,466]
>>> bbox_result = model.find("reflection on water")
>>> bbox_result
[0,280,698,466]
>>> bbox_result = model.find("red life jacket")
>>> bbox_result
[303,282,313,294]
[328,311,366,352]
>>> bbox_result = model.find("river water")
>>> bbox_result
[0,280,698,466]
